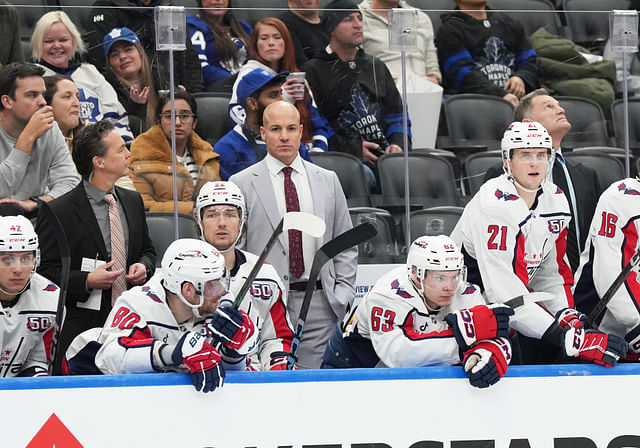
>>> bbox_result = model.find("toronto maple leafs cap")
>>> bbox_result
[324,0,359,34]
[236,68,289,107]
[103,27,141,56]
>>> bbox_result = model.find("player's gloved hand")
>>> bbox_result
[563,327,627,367]
[269,351,294,370]
[207,305,257,353]
[624,325,640,361]
[462,337,512,389]
[445,304,514,351]
[555,308,586,330]
[171,331,225,393]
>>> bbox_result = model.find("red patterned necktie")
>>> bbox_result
[104,193,127,303]
[282,167,304,279]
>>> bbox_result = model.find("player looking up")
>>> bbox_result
[451,122,627,366]
[322,235,514,389]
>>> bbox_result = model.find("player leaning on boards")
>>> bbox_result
[195,180,295,370]
[451,122,627,366]
[0,216,58,377]
[64,239,257,393]
[323,235,515,389]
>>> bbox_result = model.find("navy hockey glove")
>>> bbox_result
[555,308,586,330]
[171,331,225,393]
[445,304,514,351]
[208,305,257,352]
[563,327,627,367]
[463,337,512,389]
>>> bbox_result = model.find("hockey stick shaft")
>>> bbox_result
[286,222,377,369]
[40,202,71,375]
[584,247,640,328]
[503,292,554,309]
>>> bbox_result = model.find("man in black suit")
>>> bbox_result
[484,88,601,273]
[36,120,155,374]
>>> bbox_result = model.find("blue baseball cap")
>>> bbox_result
[103,27,141,55]
[236,68,289,107]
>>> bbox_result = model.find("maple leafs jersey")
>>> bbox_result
[327,266,484,368]
[0,274,58,377]
[574,178,640,339]
[451,175,574,339]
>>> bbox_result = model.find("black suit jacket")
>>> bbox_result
[36,182,156,373]
[484,158,601,272]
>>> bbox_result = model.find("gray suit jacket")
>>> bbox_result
[230,158,357,319]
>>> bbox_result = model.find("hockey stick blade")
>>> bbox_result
[503,292,555,309]
[286,222,377,369]
[584,248,640,328]
[231,212,326,309]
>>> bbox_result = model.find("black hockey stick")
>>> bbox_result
[503,292,554,309]
[286,222,377,369]
[583,248,640,328]
[40,202,71,376]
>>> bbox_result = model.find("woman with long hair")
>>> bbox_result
[43,75,82,150]
[187,0,252,89]
[229,17,331,152]
[128,91,221,213]
[31,11,133,141]
[103,27,159,137]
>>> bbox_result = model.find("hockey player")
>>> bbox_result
[195,181,295,370]
[574,176,640,361]
[0,215,58,377]
[451,121,627,366]
[64,238,257,393]
[322,235,515,389]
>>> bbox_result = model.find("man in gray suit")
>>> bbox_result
[230,101,357,369]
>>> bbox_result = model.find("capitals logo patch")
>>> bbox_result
[43,283,58,292]
[390,279,412,298]
[462,284,477,295]
[556,186,564,195]
[618,182,640,196]
[495,189,519,201]
[141,286,162,303]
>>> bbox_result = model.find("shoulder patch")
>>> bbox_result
[461,284,477,295]
[140,286,162,303]
[495,188,519,201]
[618,182,640,196]
[43,283,58,292]
[555,186,564,194]
[390,279,413,299]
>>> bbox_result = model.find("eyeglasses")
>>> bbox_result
[159,111,195,122]
[0,253,36,267]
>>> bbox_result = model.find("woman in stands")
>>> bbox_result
[103,27,159,137]
[229,17,331,153]
[187,0,252,90]
[31,11,133,141]
[128,90,221,213]
[43,74,82,151]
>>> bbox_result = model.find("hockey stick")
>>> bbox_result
[286,222,378,369]
[583,248,640,328]
[230,211,326,309]
[503,292,554,309]
[39,202,71,376]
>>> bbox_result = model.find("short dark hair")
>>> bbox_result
[156,90,197,123]
[0,63,45,110]
[72,120,115,180]
[514,88,550,121]
[43,74,74,105]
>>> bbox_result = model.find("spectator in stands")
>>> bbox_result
[215,68,312,180]
[128,90,221,214]
[435,0,539,107]
[279,0,329,66]
[187,0,252,90]
[87,0,203,93]
[43,75,82,151]
[303,0,407,175]
[31,11,133,141]
[0,0,24,68]
[36,119,155,374]
[103,27,159,137]
[229,17,332,153]
[358,0,440,85]
[0,63,79,217]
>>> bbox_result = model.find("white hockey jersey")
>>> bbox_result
[332,266,485,368]
[0,274,59,377]
[451,175,574,339]
[574,178,640,339]
[225,249,294,370]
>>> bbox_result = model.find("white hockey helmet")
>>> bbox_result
[194,181,246,249]
[501,121,554,182]
[406,235,465,297]
[0,215,40,269]
[161,238,226,311]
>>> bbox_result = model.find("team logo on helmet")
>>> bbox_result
[618,182,640,196]
[495,188,519,201]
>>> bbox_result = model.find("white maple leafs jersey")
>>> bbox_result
[0,274,58,377]
[339,266,485,368]
[225,250,294,371]
[574,178,640,339]
[451,175,574,339]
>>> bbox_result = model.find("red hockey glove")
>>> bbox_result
[171,331,225,393]
[207,305,257,352]
[463,337,512,389]
[445,304,514,351]
[563,327,627,367]
[555,308,585,330]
